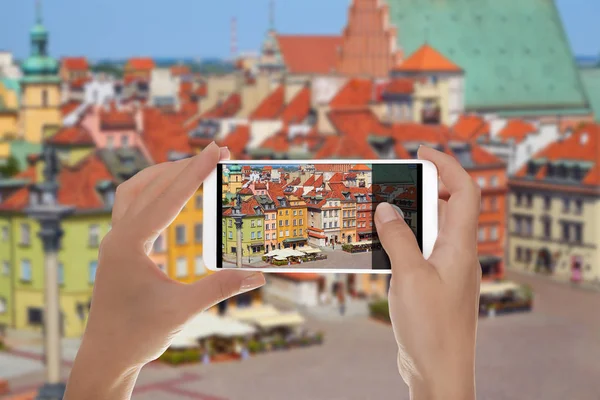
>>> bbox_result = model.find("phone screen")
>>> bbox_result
[216,163,422,270]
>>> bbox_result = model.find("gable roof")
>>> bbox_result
[250,86,285,120]
[62,57,89,71]
[394,44,462,73]
[330,78,376,109]
[48,125,95,147]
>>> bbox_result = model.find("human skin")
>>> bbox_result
[374,146,481,400]
[64,142,266,400]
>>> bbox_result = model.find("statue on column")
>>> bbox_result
[42,144,60,184]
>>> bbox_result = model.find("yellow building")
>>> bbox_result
[0,79,20,161]
[19,5,62,144]
[271,193,308,249]
[507,125,600,284]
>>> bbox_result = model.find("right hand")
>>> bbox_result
[374,146,482,400]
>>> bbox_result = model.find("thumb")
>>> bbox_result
[374,203,424,274]
[179,270,265,319]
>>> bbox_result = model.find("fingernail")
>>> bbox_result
[240,273,265,292]
[220,147,230,160]
[376,203,401,224]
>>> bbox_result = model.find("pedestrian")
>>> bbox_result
[337,284,346,316]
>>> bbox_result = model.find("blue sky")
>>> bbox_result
[1,0,598,60]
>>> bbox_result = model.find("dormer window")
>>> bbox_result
[105,190,115,207]
[546,164,554,177]
[527,162,538,176]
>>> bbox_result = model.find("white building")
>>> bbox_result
[0,52,21,79]
[150,68,181,108]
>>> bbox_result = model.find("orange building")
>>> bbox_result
[124,57,155,82]
[60,57,89,83]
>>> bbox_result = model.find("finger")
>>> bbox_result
[178,270,265,319]
[111,163,180,225]
[418,146,480,246]
[438,199,448,234]
[374,202,424,276]
[130,142,221,242]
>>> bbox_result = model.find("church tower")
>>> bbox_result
[19,0,61,144]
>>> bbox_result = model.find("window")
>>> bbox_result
[28,307,43,325]
[478,227,486,242]
[89,261,98,283]
[562,198,570,213]
[107,135,114,149]
[574,224,583,243]
[195,256,206,275]
[0,298,6,314]
[477,177,486,187]
[490,197,497,211]
[279,220,283,227]
[89,224,100,247]
[228,231,233,239]
[575,199,583,215]
[515,247,523,261]
[285,220,289,226]
[194,223,202,243]
[121,135,129,148]
[20,259,32,282]
[285,230,289,237]
[258,220,262,227]
[58,263,64,285]
[490,175,499,187]
[293,229,296,236]
[176,257,187,278]
[228,219,232,228]
[525,249,532,263]
[41,89,48,107]
[251,232,255,240]
[258,231,262,239]
[524,217,533,237]
[328,222,332,228]
[561,222,570,242]
[175,225,187,244]
[293,210,297,216]
[526,194,533,208]
[490,226,498,240]
[2,261,8,276]
[251,221,255,228]
[20,223,30,246]
[299,229,303,235]
[271,223,275,230]
[279,231,283,238]
[266,233,270,240]
[279,211,283,216]
[286,210,289,215]
[299,210,303,215]
[543,196,551,211]
[195,194,203,209]
[293,220,297,226]
[516,193,523,206]
[542,218,552,239]
[1,226,8,242]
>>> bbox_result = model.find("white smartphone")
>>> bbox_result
[203,160,438,273]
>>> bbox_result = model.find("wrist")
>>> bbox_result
[65,340,143,400]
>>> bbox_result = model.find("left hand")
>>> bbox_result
[65,142,265,399]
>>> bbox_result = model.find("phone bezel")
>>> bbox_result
[203,159,438,273]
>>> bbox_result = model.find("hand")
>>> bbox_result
[374,146,481,400]
[64,142,265,400]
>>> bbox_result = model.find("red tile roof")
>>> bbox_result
[250,86,285,120]
[394,44,462,73]
[276,35,343,75]
[201,93,241,119]
[143,108,191,163]
[281,86,311,124]
[451,115,489,141]
[470,145,505,165]
[100,107,136,130]
[351,164,371,171]
[48,125,95,146]
[61,101,81,117]
[330,78,376,109]
[62,57,88,70]
[127,58,155,71]
[497,120,537,144]
[222,125,250,157]
[383,78,415,95]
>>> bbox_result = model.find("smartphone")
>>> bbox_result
[203,160,438,273]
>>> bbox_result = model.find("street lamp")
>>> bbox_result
[26,145,75,400]
[232,193,245,268]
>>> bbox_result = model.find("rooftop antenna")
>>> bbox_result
[269,0,275,31]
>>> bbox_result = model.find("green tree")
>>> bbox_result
[0,155,20,178]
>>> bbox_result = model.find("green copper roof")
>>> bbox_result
[30,23,48,38]
[580,68,600,122]
[387,0,589,113]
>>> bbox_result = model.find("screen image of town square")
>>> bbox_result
[219,163,421,269]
